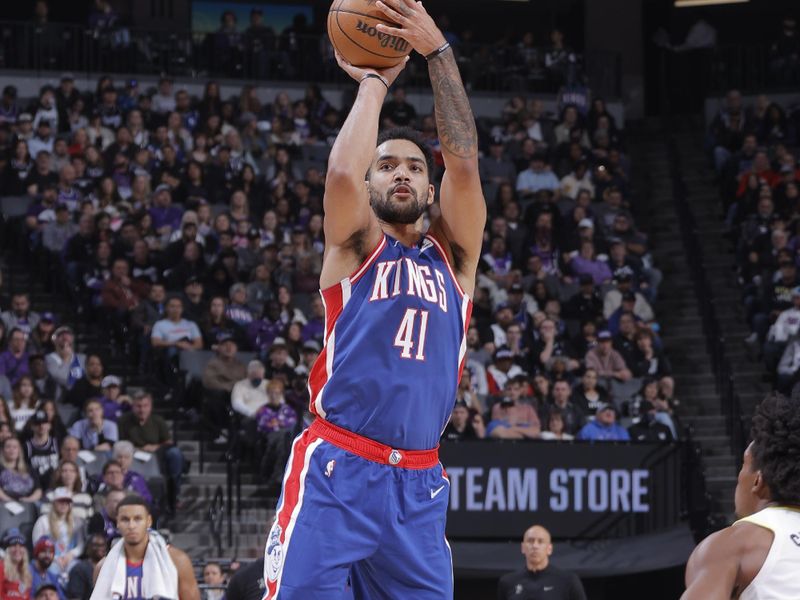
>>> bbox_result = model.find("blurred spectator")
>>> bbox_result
[1,293,40,335]
[548,379,585,435]
[540,407,574,441]
[68,399,118,452]
[150,296,203,378]
[628,400,674,442]
[487,347,525,396]
[24,410,59,487]
[231,360,269,419]
[255,379,297,491]
[43,461,93,519]
[487,385,541,439]
[87,488,124,542]
[65,533,107,600]
[110,441,153,506]
[585,330,632,383]
[9,376,37,431]
[380,88,417,128]
[769,17,800,84]
[577,404,630,441]
[64,354,103,410]
[202,332,247,443]
[0,528,33,598]
[202,561,226,600]
[97,375,131,422]
[0,436,43,503]
[442,400,485,441]
[32,488,85,580]
[45,327,85,402]
[118,392,185,510]
[516,154,560,200]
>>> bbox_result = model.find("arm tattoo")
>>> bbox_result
[428,49,478,159]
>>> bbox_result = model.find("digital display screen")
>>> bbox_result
[191,2,314,34]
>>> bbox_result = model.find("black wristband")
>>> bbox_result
[360,73,389,90]
[425,42,451,61]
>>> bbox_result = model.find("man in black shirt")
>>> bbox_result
[497,525,586,600]
[224,557,265,600]
[442,400,485,441]
[380,87,417,128]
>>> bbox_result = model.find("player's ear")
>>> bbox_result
[752,470,768,497]
[146,514,153,529]
[426,183,435,206]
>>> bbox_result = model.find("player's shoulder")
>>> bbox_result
[691,519,771,564]
[167,544,192,569]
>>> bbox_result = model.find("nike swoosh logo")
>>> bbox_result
[431,485,446,499]
[544,586,554,592]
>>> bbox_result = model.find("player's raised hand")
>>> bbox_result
[334,50,409,88]
[375,0,447,56]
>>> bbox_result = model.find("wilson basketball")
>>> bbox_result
[328,0,412,69]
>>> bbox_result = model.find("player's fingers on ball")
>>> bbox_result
[375,1,407,23]
[375,22,406,37]
[385,0,415,18]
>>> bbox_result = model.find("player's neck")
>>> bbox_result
[380,222,423,248]
[124,534,149,563]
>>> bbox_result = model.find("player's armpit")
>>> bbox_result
[681,529,741,600]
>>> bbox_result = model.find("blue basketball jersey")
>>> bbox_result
[309,233,472,450]
[123,560,144,600]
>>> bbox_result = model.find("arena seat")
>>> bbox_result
[0,502,38,541]
[0,196,32,219]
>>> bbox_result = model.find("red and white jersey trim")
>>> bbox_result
[309,236,387,418]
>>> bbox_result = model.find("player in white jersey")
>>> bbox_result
[682,392,800,599]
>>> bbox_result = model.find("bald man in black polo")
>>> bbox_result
[497,525,586,600]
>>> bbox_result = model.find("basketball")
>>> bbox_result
[327,0,412,69]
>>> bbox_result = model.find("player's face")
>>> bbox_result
[118,505,152,544]
[368,139,433,225]
[734,443,765,519]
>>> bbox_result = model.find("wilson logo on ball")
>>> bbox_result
[354,19,409,51]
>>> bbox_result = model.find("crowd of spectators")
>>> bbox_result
[708,89,800,394]
[5,0,584,95]
[0,61,682,593]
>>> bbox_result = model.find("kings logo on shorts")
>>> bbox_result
[266,522,283,582]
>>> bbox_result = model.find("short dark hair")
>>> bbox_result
[102,460,123,475]
[117,494,151,515]
[750,392,800,504]
[373,127,435,182]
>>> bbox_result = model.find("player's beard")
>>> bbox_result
[369,184,426,224]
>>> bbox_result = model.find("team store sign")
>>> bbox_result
[440,441,683,539]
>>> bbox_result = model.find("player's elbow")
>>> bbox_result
[326,164,367,190]
[445,157,480,179]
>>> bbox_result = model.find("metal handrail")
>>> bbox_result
[207,485,225,557]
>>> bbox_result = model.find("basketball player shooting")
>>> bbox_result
[262,0,485,598]
[681,393,800,599]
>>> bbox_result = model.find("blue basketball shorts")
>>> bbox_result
[261,419,453,600]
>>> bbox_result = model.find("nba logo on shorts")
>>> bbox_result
[389,450,402,465]
[266,522,283,582]
[325,459,336,477]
